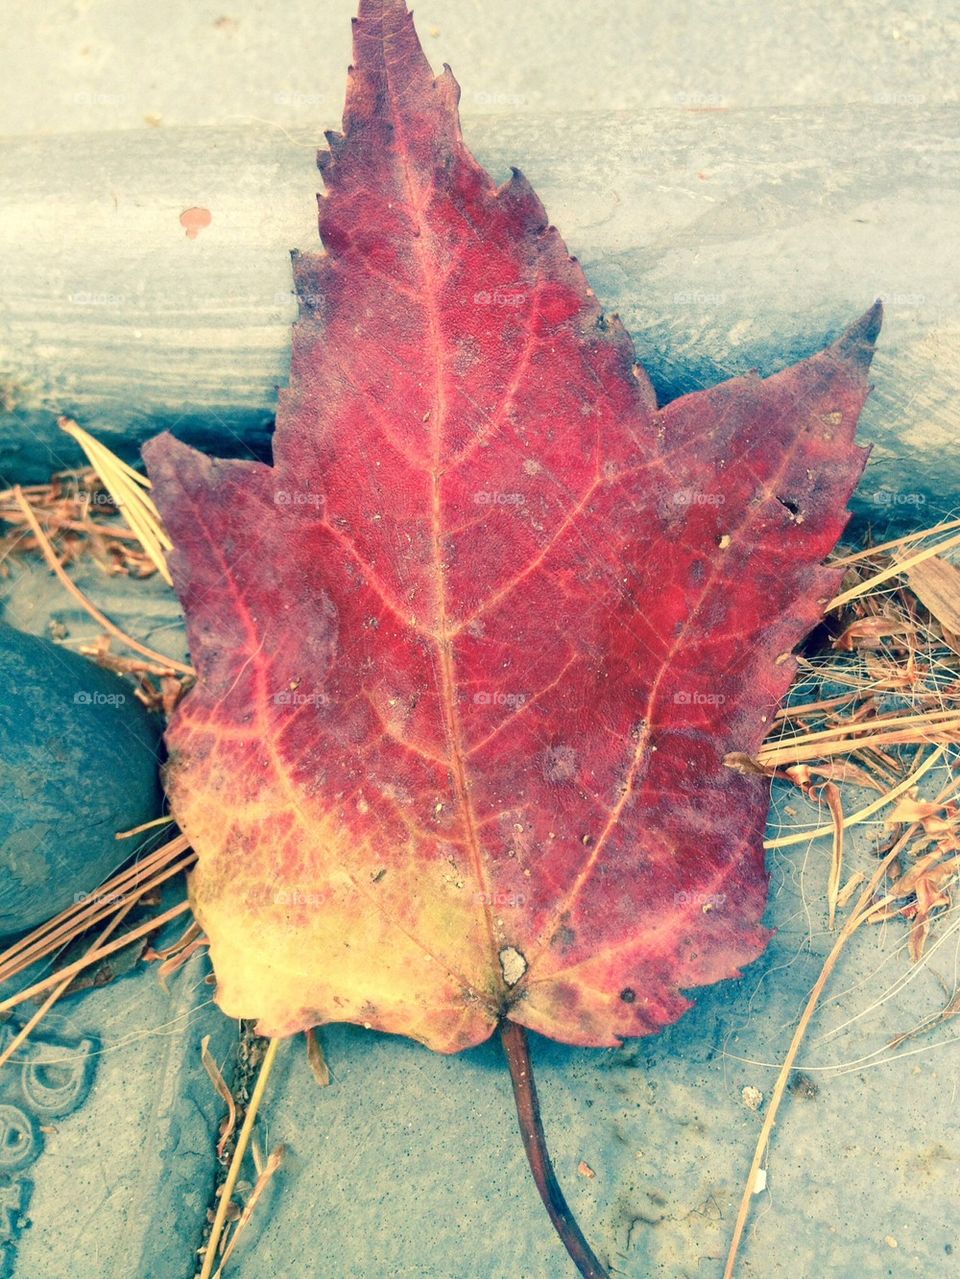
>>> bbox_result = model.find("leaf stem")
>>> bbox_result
[499,1021,610,1279]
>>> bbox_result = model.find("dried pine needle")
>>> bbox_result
[198,1037,282,1279]
[831,517,960,566]
[58,416,174,584]
[212,1144,285,1278]
[0,900,192,1015]
[11,486,194,675]
[0,895,137,1076]
[0,834,193,985]
[762,746,946,850]
[827,528,960,611]
[723,517,960,1275]
[117,815,174,839]
[723,814,938,1279]
[201,1035,238,1159]
[822,782,845,929]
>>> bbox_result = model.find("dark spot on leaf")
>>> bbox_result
[550,981,579,1011]
[550,924,576,953]
[543,743,577,783]
[620,987,636,1003]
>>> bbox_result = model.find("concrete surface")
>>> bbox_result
[0,946,236,1279]
[1,2,958,516]
[0,0,956,135]
[1,112,958,517]
[0,735,955,1278]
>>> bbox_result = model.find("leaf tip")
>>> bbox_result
[142,431,209,491]
[357,0,410,17]
[833,299,883,371]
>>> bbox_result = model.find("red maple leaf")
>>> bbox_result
[143,2,879,1272]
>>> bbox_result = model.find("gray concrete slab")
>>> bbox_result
[1,111,958,517]
[0,0,956,136]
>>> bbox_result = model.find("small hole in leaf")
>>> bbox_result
[620,987,636,1003]
[776,495,801,517]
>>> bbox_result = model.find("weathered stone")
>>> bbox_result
[1,108,958,522]
[0,621,162,936]
[3,946,234,1279]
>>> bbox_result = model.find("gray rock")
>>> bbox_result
[0,621,163,936]
[0,557,189,670]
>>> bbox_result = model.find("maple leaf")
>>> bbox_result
[145,0,879,1052]
[143,1,879,1270]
